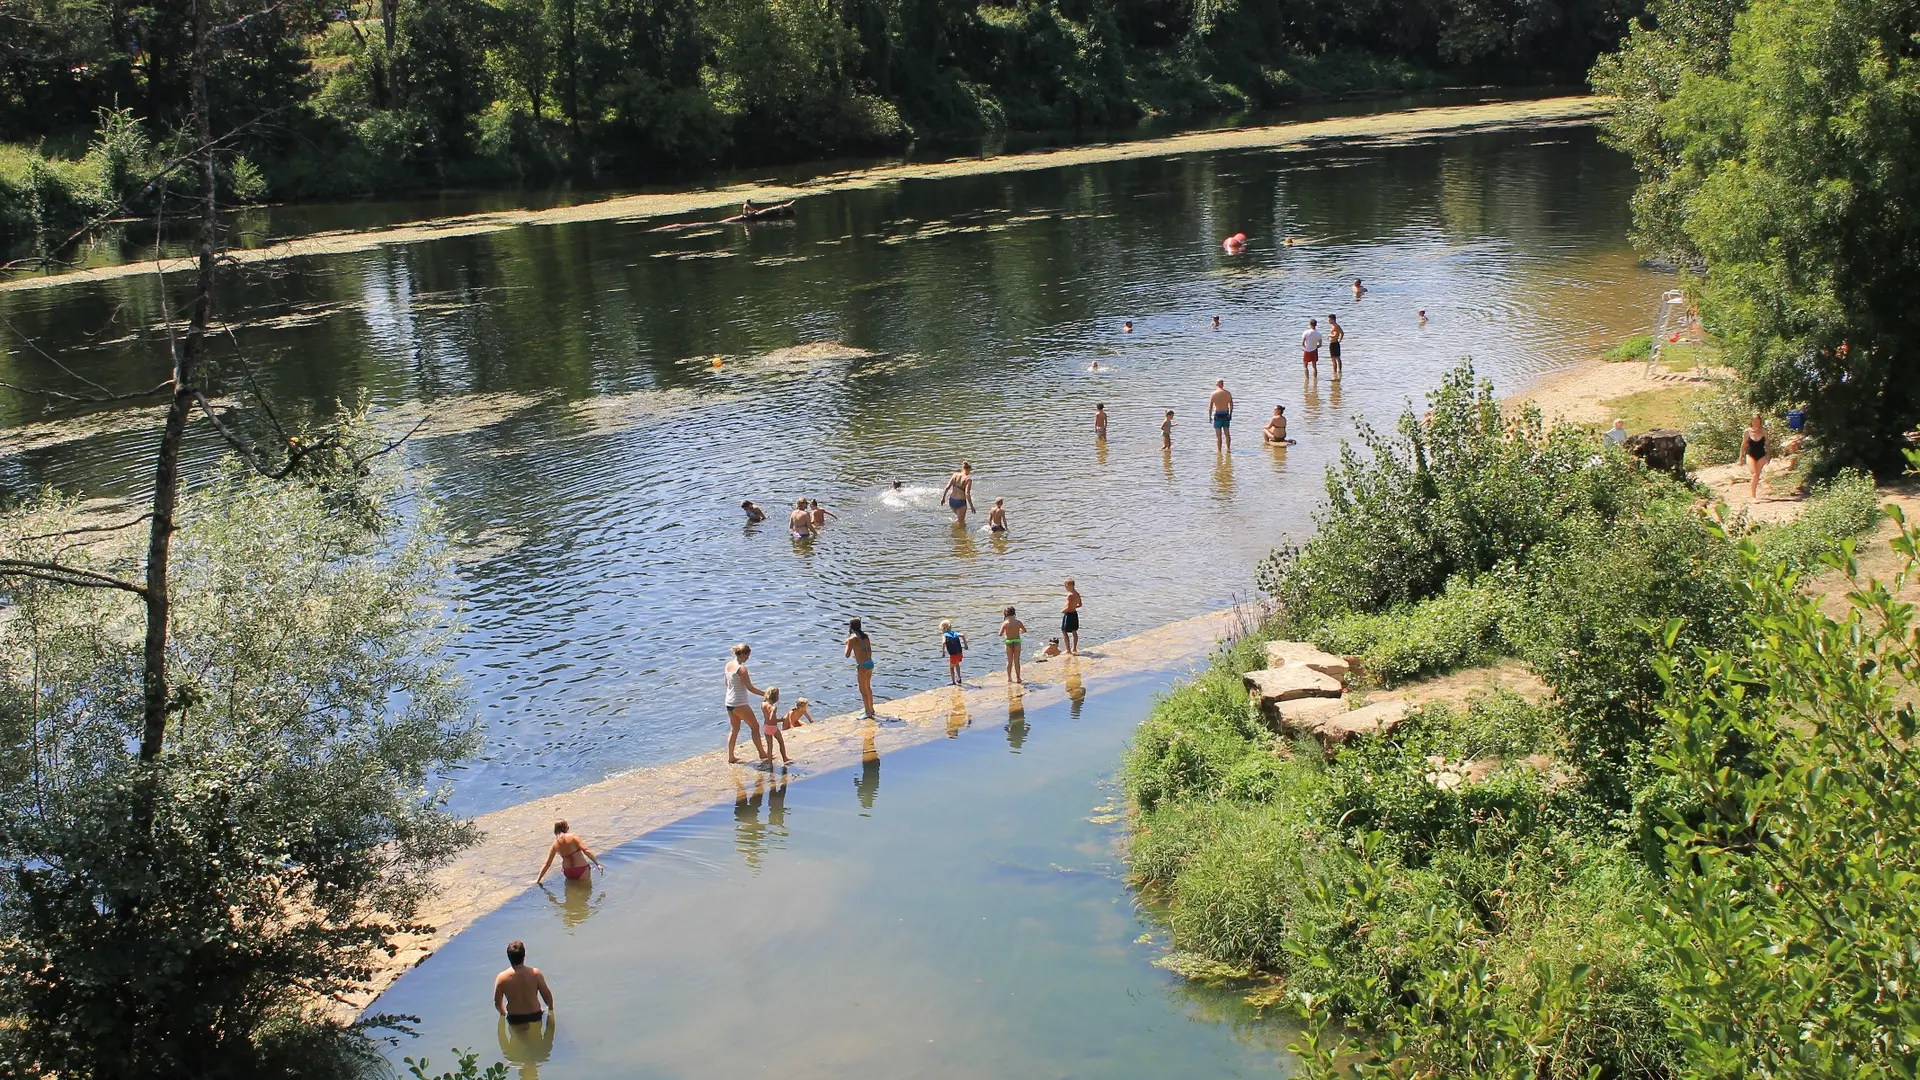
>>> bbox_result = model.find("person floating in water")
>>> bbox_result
[1209,379,1234,453]
[941,619,967,685]
[1327,313,1345,379]
[534,819,604,885]
[1264,405,1292,445]
[808,499,836,529]
[759,686,793,764]
[494,941,554,1026]
[1123,320,1134,333]
[987,498,1009,534]
[741,500,766,523]
[1211,315,1221,329]
[1094,403,1108,439]
[1301,318,1321,377]
[942,462,975,526]
[787,499,813,540]
[846,617,877,720]
[1087,360,1105,372]
[1061,578,1082,655]
[1352,278,1367,299]
[1162,409,1174,449]
[1000,606,1026,686]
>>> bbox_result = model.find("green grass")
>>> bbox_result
[1603,334,1653,362]
[1601,386,1710,432]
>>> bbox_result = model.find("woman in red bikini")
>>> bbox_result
[534,819,605,884]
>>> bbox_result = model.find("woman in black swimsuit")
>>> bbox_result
[1743,413,1769,499]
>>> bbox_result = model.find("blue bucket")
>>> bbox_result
[1787,409,1806,431]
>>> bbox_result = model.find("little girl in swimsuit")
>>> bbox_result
[760,687,793,764]
[782,696,813,729]
[1000,606,1026,686]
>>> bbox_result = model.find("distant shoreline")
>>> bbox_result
[5,96,1605,296]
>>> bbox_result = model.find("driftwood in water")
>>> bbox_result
[649,200,796,232]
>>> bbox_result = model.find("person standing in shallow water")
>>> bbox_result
[942,462,975,526]
[724,643,768,764]
[846,618,877,719]
[1060,578,1082,655]
[1327,313,1345,379]
[1208,379,1234,453]
[534,819,603,885]
[787,499,813,540]
[494,941,554,1025]
[1301,318,1321,377]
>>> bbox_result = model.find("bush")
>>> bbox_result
[1751,467,1882,573]
[1311,570,1528,683]
[1604,333,1654,362]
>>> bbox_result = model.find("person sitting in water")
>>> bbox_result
[534,819,604,885]
[1042,637,1063,658]
[1264,405,1292,445]
[741,198,757,216]
[988,498,1009,534]
[494,940,554,1025]
[788,499,813,540]
[783,695,814,729]
[741,500,766,523]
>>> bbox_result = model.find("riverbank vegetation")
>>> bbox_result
[1,0,1643,251]
[1122,362,1910,1077]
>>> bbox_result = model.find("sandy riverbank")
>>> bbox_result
[5,96,1604,296]
[347,609,1237,1011]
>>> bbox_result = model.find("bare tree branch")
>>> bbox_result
[0,377,174,404]
[12,515,156,545]
[0,559,147,594]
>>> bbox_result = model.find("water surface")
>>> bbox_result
[0,124,1662,814]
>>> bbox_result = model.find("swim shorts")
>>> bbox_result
[1213,411,1231,429]
[1303,349,1319,364]
[948,654,963,666]
[507,1012,544,1025]
[1062,610,1079,634]
[1329,340,1342,358]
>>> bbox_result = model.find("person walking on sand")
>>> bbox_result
[1061,578,1082,655]
[942,463,976,526]
[942,619,968,686]
[1264,405,1291,445]
[494,941,554,1025]
[846,618,877,719]
[534,820,604,885]
[1301,319,1321,377]
[1743,413,1770,499]
[724,643,769,764]
[1208,379,1234,453]
[1162,410,1174,448]
[759,687,793,764]
[988,498,1009,534]
[1327,314,1345,379]
[787,499,814,540]
[1000,607,1027,687]
[1094,403,1108,439]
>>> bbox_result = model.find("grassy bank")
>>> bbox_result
[1122,361,1904,1077]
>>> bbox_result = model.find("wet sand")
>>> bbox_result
[6,96,1604,295]
[349,610,1236,1011]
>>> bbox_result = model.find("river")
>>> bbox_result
[2,112,1659,1076]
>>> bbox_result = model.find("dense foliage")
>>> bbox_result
[0,457,479,1078]
[1,0,1645,244]
[1592,0,1920,473]
[1124,372,1903,1078]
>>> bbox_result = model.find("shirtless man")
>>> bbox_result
[1094,403,1108,439]
[788,499,813,540]
[534,820,604,885]
[942,463,975,526]
[1208,380,1234,453]
[1301,319,1321,377]
[1060,578,1082,655]
[808,499,836,528]
[1327,314,1345,379]
[494,941,554,1025]
[1352,278,1367,299]
[1264,405,1291,445]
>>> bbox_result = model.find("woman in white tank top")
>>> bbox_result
[724,643,768,763]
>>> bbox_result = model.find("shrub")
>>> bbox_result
[1310,570,1528,683]
[1751,467,1882,573]
[1604,333,1654,362]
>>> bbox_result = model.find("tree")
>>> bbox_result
[1593,0,1920,473]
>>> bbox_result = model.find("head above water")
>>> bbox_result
[740,500,754,509]
[507,940,526,967]
[892,480,903,489]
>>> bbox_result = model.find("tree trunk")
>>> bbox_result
[139,0,218,763]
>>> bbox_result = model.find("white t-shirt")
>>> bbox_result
[1302,327,1323,352]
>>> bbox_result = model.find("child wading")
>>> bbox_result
[941,619,968,685]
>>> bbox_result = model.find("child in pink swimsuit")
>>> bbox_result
[760,687,793,764]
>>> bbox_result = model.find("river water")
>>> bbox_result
[0,123,1659,817]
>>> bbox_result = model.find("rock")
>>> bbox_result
[1244,665,1344,707]
[1424,754,1502,791]
[1624,427,1688,479]
[1263,641,1352,683]
[1269,697,1409,749]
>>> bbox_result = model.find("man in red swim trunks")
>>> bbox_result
[1301,318,1322,376]
[534,819,604,884]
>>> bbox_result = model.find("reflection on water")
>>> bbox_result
[536,877,601,930]
[372,679,1298,1079]
[0,126,1664,816]
[1006,698,1030,752]
[855,726,881,814]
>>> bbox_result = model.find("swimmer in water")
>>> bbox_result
[1352,278,1367,299]
[788,499,813,540]
[534,819,604,885]
[891,480,904,490]
[988,498,1008,534]
[1094,403,1108,439]
[1123,320,1133,333]
[1418,309,1428,326]
[1087,360,1104,372]
[1211,315,1220,329]
[942,462,975,526]
[1264,405,1292,445]
[741,500,766,523]
[1284,236,1297,247]
[1162,409,1174,449]
[809,499,836,528]
[845,618,877,719]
